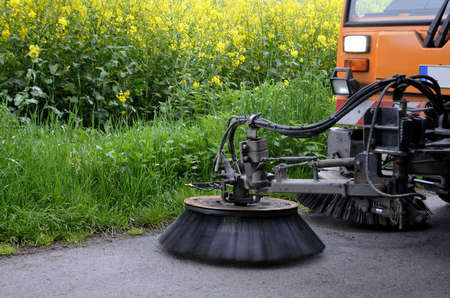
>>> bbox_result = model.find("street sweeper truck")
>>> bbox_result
[160,0,450,263]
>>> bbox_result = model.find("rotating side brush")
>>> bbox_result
[159,196,325,264]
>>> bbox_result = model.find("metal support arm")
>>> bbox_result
[267,178,383,197]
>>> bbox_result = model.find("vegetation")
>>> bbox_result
[1,0,341,125]
[0,0,342,249]
[0,79,333,247]
[0,242,18,255]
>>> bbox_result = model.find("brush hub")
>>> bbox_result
[184,196,298,217]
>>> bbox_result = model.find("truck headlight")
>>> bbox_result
[330,67,360,96]
[343,35,370,53]
[331,79,350,95]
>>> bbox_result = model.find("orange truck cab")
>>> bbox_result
[332,0,450,125]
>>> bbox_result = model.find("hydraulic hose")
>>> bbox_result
[214,74,444,173]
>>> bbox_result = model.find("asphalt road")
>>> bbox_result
[1,196,449,298]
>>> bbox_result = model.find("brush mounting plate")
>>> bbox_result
[184,196,298,217]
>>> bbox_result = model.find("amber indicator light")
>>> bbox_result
[344,58,369,72]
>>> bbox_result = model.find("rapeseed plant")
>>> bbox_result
[28,45,40,59]
[0,0,343,124]
[116,90,131,103]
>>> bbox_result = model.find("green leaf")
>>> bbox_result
[93,91,104,101]
[25,98,38,105]
[13,93,26,106]
[61,83,77,95]
[26,69,36,81]
[49,64,58,75]
[30,86,46,98]
[46,105,63,117]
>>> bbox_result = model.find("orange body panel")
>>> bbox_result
[337,26,450,93]
[335,1,450,124]
[336,2,450,106]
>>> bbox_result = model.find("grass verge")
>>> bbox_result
[0,79,334,246]
[0,242,18,255]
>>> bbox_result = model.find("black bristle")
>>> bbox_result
[297,193,391,226]
[159,209,325,264]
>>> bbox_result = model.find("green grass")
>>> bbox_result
[0,78,334,246]
[0,242,18,255]
[127,228,145,236]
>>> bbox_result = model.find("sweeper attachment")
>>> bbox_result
[160,73,450,263]
[158,196,324,263]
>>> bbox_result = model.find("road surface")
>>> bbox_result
[1,196,449,297]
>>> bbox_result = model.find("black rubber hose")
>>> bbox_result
[215,78,395,171]
[251,83,390,137]
[214,75,444,173]
[247,75,444,138]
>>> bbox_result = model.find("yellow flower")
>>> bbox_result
[116,90,130,103]
[1,29,10,39]
[254,86,259,91]
[193,82,200,88]
[176,23,187,33]
[19,28,27,40]
[290,50,298,57]
[215,41,227,53]
[232,59,240,68]
[121,111,126,116]
[317,35,327,46]
[284,79,289,87]
[129,25,137,35]
[28,44,40,59]
[299,58,304,63]
[28,10,36,18]
[8,0,20,8]
[62,6,71,15]
[58,17,68,29]
[253,65,260,71]
[211,76,223,87]
[279,44,287,51]
[239,55,245,63]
